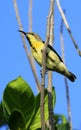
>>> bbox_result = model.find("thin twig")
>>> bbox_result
[28,0,40,92]
[40,51,46,130]
[48,0,54,92]
[47,0,55,130]
[40,14,50,130]
[40,0,55,129]
[56,0,81,56]
[60,13,72,130]
[40,0,54,129]
[64,78,72,130]
[13,0,41,91]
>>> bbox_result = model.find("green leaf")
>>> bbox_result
[54,114,67,124]
[29,88,56,130]
[0,103,6,127]
[8,109,25,130]
[2,76,35,129]
[56,123,70,130]
[54,114,69,130]
[2,77,56,130]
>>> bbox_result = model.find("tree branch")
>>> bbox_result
[13,0,41,91]
[40,1,53,129]
[40,11,50,130]
[40,0,55,129]
[60,13,72,130]
[47,0,55,130]
[56,0,81,56]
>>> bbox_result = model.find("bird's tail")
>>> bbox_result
[68,71,76,82]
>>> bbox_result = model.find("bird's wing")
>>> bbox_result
[48,44,63,62]
[42,41,63,63]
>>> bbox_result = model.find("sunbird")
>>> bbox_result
[19,30,76,82]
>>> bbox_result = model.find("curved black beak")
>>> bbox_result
[18,30,26,35]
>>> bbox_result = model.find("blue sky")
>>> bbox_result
[0,0,81,129]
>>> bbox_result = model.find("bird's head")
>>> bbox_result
[18,30,42,45]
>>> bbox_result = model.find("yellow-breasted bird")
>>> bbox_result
[19,30,76,82]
